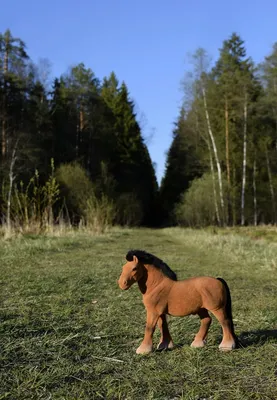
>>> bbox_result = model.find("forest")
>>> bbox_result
[1,30,277,231]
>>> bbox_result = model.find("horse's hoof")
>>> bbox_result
[136,344,153,354]
[191,339,206,348]
[157,340,174,351]
[219,342,236,351]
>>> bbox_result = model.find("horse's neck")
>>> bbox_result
[138,264,165,295]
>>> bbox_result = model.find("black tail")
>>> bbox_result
[217,277,241,348]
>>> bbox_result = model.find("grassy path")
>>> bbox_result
[0,228,277,399]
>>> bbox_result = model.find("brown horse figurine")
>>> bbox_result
[118,250,238,355]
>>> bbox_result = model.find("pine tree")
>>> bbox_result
[50,77,77,165]
[0,29,29,163]
[256,44,277,223]
[212,33,260,225]
[101,76,158,225]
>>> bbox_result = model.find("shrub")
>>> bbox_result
[1,158,60,233]
[56,162,115,232]
[175,173,228,227]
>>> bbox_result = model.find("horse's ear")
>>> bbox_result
[133,255,138,264]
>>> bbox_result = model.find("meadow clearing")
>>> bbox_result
[0,227,277,400]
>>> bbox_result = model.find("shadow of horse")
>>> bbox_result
[238,329,277,348]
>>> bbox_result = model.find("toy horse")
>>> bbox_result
[118,250,238,354]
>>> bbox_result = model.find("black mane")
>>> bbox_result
[126,249,177,281]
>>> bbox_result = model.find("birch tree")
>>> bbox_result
[187,48,225,225]
[241,93,248,225]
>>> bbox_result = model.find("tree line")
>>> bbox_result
[1,29,277,231]
[0,29,158,232]
[161,33,277,227]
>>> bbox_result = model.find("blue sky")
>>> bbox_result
[2,0,277,183]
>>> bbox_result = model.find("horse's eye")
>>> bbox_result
[132,266,137,271]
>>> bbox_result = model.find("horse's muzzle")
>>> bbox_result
[117,278,132,290]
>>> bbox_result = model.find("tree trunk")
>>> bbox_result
[265,146,276,224]
[253,157,257,226]
[76,127,79,157]
[76,106,85,158]
[232,166,237,226]
[1,118,6,159]
[202,85,225,225]
[7,141,18,234]
[273,78,277,152]
[225,97,230,187]
[225,97,231,225]
[80,108,84,132]
[241,94,247,226]
[2,42,9,159]
[208,138,220,225]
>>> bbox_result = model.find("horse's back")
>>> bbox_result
[167,276,225,317]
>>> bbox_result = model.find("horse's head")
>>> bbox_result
[118,255,143,290]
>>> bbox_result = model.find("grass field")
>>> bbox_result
[1,227,277,400]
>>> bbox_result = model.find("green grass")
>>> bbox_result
[0,227,277,400]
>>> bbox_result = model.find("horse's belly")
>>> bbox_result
[166,283,202,317]
[167,303,199,317]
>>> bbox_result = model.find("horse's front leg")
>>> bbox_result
[136,310,159,354]
[157,314,174,351]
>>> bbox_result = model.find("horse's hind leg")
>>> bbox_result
[191,308,212,348]
[210,308,236,351]
[156,315,174,351]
